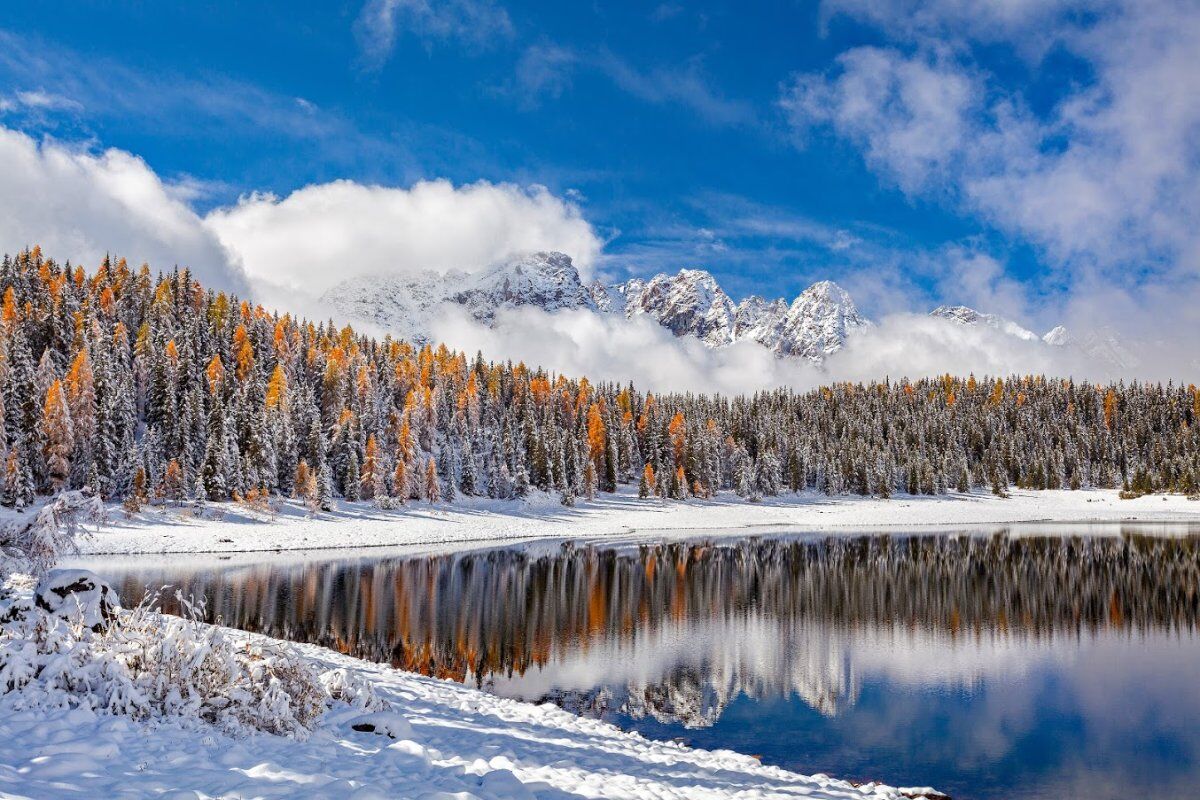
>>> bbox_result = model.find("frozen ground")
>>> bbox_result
[76,487,1200,556]
[0,621,942,800]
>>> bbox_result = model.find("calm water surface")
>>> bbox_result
[86,528,1200,800]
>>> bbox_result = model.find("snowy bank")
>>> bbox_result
[0,614,944,800]
[77,487,1200,556]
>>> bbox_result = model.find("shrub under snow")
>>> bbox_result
[1,579,385,739]
[0,491,386,739]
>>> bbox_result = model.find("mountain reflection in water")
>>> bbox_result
[103,532,1200,729]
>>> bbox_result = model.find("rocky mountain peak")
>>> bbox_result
[929,305,1039,342]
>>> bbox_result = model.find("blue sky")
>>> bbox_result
[1,0,1198,339]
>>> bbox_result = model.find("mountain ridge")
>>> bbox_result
[322,250,1130,369]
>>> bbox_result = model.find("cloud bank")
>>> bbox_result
[421,303,1114,396]
[0,124,600,312]
[205,178,602,309]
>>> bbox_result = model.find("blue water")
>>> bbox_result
[88,530,1200,800]
[618,638,1200,799]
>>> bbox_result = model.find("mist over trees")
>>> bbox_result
[0,247,1197,510]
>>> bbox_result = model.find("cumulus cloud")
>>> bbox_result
[204,178,602,310]
[0,125,601,320]
[0,126,247,294]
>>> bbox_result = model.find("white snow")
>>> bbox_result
[74,487,1200,556]
[0,615,942,800]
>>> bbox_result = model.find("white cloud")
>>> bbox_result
[827,314,1089,383]
[204,178,602,309]
[4,89,82,112]
[429,305,825,394]
[354,0,514,68]
[821,0,1102,54]
[420,299,1119,396]
[512,44,578,105]
[780,46,981,196]
[0,127,247,294]
[787,0,1200,353]
[0,126,600,319]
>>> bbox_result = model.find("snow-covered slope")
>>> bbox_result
[0,617,943,800]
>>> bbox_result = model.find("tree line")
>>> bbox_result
[1,246,1197,511]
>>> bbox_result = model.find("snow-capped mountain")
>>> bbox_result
[932,306,1142,371]
[771,281,871,361]
[322,251,597,343]
[323,251,1140,373]
[929,305,1040,342]
[1041,325,1141,369]
[610,269,740,348]
[323,252,871,364]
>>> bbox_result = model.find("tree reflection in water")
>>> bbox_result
[104,532,1200,728]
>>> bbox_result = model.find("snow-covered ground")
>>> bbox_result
[0,620,942,800]
[77,486,1200,556]
[8,487,1193,800]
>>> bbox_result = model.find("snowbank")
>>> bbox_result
[0,618,944,800]
[76,486,1200,556]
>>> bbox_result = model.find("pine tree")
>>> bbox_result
[40,379,73,491]
[343,450,361,501]
[639,463,654,498]
[199,397,227,501]
[424,458,440,503]
[392,457,408,504]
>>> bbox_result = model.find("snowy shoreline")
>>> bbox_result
[1,616,945,800]
[16,488,1197,800]
[77,486,1200,557]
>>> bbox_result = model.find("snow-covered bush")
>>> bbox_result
[0,490,385,739]
[0,588,384,739]
[0,491,104,583]
[320,666,386,711]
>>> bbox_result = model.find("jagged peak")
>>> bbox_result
[1043,325,1070,346]
[802,280,854,302]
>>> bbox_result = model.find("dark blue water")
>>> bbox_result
[87,529,1200,800]
[617,635,1200,799]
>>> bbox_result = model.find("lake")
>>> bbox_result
[83,527,1200,800]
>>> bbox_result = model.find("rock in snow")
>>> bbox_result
[34,568,120,631]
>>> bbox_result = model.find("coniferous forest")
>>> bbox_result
[1,246,1198,511]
